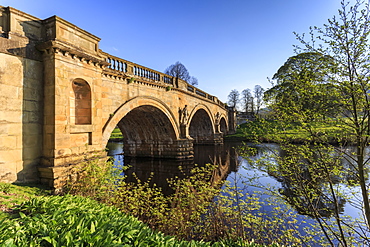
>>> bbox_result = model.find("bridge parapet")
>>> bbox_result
[102,51,226,109]
[103,52,173,85]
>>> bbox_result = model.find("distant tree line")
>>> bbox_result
[227,85,265,115]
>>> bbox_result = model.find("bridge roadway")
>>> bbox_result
[0,6,236,189]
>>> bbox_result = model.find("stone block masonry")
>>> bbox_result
[0,6,234,190]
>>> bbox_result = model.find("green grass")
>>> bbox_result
[226,119,353,144]
[0,182,50,220]
[110,127,123,140]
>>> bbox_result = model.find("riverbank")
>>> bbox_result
[0,182,280,246]
[226,119,354,145]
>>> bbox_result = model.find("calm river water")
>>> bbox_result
[106,141,365,245]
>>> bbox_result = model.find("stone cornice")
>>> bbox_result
[1,6,42,22]
[37,40,109,67]
[43,15,101,43]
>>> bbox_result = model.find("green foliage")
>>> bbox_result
[159,164,221,240]
[0,195,201,246]
[265,52,341,121]
[110,127,123,140]
[248,142,366,246]
[192,174,314,246]
[128,77,135,84]
[244,1,370,245]
[66,162,220,241]
[63,159,120,202]
[0,183,11,194]
[0,194,280,247]
[229,119,353,145]
[63,160,295,246]
[0,183,50,220]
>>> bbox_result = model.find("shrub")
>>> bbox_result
[0,195,281,247]
[63,160,292,245]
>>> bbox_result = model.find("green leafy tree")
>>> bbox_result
[293,0,370,231]
[250,0,370,245]
[265,52,340,120]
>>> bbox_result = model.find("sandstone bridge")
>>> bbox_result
[0,6,236,188]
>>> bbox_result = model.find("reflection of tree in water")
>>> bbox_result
[340,146,370,186]
[278,145,347,218]
[248,143,347,218]
[276,165,346,218]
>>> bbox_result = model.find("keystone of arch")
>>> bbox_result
[102,96,180,147]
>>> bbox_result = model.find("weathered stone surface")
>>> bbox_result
[0,6,235,190]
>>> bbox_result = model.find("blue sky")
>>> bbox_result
[2,0,343,102]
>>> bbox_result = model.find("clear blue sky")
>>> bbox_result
[3,0,344,102]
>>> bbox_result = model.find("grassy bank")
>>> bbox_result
[226,119,353,144]
[1,195,259,246]
[0,182,50,220]
[109,127,123,141]
[0,182,281,246]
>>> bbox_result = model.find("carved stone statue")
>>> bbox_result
[215,112,221,125]
[179,105,188,125]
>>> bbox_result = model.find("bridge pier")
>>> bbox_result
[123,138,194,159]
[192,134,224,145]
[38,150,108,192]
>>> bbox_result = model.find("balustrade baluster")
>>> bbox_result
[107,58,111,68]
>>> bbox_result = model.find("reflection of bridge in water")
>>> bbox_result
[107,142,240,195]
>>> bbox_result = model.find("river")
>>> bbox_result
[106,140,367,246]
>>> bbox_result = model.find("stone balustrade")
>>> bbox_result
[103,52,226,109]
[103,52,172,85]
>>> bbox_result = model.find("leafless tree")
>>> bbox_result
[227,89,240,109]
[254,85,264,115]
[165,61,199,86]
[241,89,254,113]
[189,76,198,86]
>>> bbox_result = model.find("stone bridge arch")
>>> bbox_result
[102,96,192,159]
[188,104,219,144]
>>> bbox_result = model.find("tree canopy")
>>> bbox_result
[264,52,340,120]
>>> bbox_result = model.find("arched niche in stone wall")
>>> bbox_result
[71,78,92,125]
[220,117,227,134]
